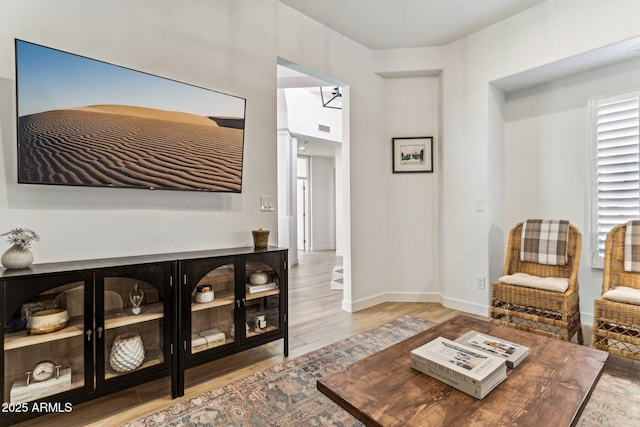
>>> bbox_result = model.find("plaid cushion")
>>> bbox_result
[624,220,640,272]
[520,219,569,266]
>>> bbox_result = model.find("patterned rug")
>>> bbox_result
[123,316,640,427]
[578,366,640,427]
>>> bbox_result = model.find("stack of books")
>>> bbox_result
[191,328,226,352]
[411,337,507,399]
[246,282,277,294]
[455,330,529,368]
[10,368,72,403]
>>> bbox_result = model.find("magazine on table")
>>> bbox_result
[411,356,506,399]
[455,330,529,368]
[410,337,506,385]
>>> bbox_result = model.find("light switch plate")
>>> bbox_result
[260,196,275,212]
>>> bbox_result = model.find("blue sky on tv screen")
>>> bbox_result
[16,40,245,119]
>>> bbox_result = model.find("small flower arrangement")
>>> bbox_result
[2,228,40,250]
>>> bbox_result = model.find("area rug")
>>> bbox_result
[330,266,343,290]
[577,368,640,427]
[122,315,432,426]
[123,316,640,427]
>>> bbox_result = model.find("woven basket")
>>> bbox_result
[110,333,145,373]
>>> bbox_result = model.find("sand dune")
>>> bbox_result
[18,107,244,192]
[71,105,221,127]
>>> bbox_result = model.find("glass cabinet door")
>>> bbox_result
[244,260,281,339]
[96,263,171,387]
[188,261,236,356]
[3,273,91,405]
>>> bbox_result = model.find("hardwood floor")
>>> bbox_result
[15,250,480,427]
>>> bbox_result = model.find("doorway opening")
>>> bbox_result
[276,58,349,309]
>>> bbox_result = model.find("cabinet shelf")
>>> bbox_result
[189,288,280,309]
[4,318,84,350]
[104,357,163,380]
[190,290,235,312]
[104,302,164,329]
[192,337,234,353]
[4,303,166,351]
[246,325,278,338]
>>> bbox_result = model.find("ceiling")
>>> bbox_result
[278,0,547,50]
[278,0,640,156]
[278,0,549,157]
[296,134,341,158]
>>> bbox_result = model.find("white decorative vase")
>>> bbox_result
[1,245,34,269]
[249,271,269,285]
[109,333,145,373]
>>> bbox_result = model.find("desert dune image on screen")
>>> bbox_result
[16,40,246,192]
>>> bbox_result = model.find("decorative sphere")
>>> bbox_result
[249,271,269,285]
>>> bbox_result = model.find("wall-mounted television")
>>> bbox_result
[15,39,246,192]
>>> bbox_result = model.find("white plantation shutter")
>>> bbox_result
[592,92,640,266]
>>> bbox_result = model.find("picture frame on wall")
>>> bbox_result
[392,136,433,173]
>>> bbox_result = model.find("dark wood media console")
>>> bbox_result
[0,246,288,426]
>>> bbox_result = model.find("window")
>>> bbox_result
[591,91,640,267]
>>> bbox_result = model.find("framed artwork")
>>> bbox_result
[392,136,433,173]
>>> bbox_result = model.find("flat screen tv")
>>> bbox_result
[15,39,246,192]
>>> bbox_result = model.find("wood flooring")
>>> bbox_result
[13,250,490,426]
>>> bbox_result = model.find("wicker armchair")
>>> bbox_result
[490,221,583,344]
[592,223,640,360]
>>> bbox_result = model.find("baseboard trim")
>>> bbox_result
[289,255,299,268]
[342,293,386,312]
[386,292,442,303]
[343,292,441,313]
[342,293,594,327]
[310,245,336,251]
[440,295,489,318]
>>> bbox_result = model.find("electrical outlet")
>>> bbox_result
[475,276,486,289]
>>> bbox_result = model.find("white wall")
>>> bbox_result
[309,156,335,251]
[5,0,640,319]
[334,145,344,256]
[1,0,282,261]
[384,76,441,303]
[0,0,390,312]
[504,56,640,323]
[373,0,640,318]
[282,88,342,143]
[438,0,640,318]
[276,6,387,308]
[277,129,298,266]
[279,87,340,254]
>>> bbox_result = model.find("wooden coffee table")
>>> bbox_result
[317,315,608,426]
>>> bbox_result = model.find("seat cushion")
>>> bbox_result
[602,286,640,306]
[498,272,569,293]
